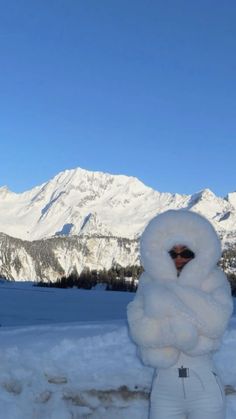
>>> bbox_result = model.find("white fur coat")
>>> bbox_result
[127,210,233,368]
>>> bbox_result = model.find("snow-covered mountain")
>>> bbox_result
[0,167,236,281]
[0,233,139,281]
[1,167,235,241]
[0,168,188,241]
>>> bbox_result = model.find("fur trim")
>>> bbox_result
[140,210,222,287]
[127,210,233,368]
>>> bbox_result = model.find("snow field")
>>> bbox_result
[0,321,151,418]
[0,282,235,418]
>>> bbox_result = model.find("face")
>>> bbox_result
[169,245,194,272]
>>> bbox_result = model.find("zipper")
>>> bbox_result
[152,369,160,389]
[181,377,186,398]
[212,371,225,401]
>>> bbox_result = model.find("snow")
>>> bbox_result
[0,282,133,326]
[227,192,236,210]
[1,167,236,282]
[1,166,235,243]
[0,281,236,418]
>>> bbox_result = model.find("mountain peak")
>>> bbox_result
[0,185,15,197]
[0,185,10,192]
[196,188,217,199]
[0,167,235,244]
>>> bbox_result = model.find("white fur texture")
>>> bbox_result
[127,210,233,368]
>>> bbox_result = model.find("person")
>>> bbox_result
[127,209,233,419]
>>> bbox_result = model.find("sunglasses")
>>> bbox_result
[168,249,195,259]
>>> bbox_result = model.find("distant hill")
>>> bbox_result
[0,167,236,280]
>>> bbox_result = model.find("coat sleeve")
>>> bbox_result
[169,271,233,339]
[127,280,175,348]
[127,275,198,351]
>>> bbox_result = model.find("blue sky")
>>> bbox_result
[0,0,235,197]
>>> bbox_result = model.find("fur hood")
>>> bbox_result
[127,210,233,368]
[140,209,221,288]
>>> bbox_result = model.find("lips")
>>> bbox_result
[176,260,188,269]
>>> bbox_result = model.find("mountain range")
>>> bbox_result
[0,167,235,281]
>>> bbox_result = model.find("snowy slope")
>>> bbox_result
[227,192,236,210]
[0,234,139,281]
[1,167,235,242]
[0,168,236,280]
[0,282,235,419]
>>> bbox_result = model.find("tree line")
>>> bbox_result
[34,250,236,296]
[220,248,236,296]
[36,265,143,292]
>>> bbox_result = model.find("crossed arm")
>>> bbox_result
[127,274,233,352]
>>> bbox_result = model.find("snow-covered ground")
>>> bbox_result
[0,281,236,418]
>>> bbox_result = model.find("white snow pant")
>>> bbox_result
[149,362,226,419]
